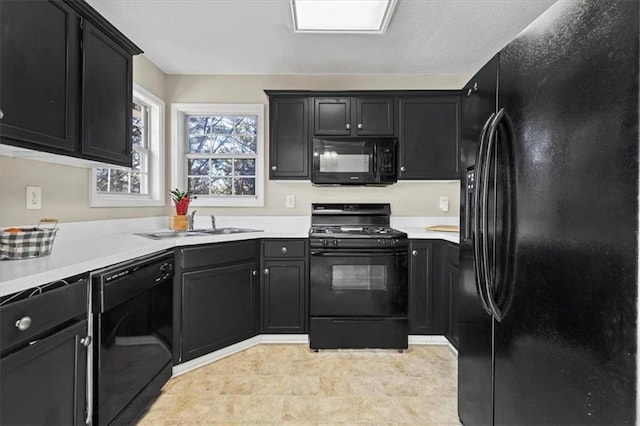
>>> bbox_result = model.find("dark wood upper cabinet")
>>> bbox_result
[314,98,352,136]
[356,97,394,136]
[0,0,80,153]
[399,96,460,180]
[0,0,142,167]
[314,97,394,136]
[81,20,133,166]
[268,96,310,179]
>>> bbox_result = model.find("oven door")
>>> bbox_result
[312,138,376,184]
[309,248,408,317]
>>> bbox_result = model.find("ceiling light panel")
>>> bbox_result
[291,0,397,34]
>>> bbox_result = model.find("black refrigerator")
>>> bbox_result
[458,1,638,425]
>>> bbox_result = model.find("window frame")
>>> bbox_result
[171,103,265,207]
[90,83,165,207]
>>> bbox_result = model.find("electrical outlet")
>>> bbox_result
[26,186,42,210]
[286,195,295,208]
[439,196,449,212]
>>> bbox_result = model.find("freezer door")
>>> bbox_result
[458,54,498,426]
[494,1,639,424]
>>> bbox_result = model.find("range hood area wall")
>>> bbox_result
[0,57,466,227]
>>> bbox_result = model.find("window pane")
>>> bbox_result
[188,135,212,154]
[188,159,209,175]
[211,178,233,195]
[132,151,141,171]
[109,170,130,193]
[232,115,257,135]
[188,177,210,195]
[234,134,257,153]
[211,135,236,154]
[130,172,141,193]
[234,178,255,195]
[211,116,235,134]
[234,159,255,176]
[132,125,143,147]
[96,168,109,192]
[212,159,232,176]
[188,116,216,136]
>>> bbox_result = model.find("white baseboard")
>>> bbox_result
[173,334,457,377]
[408,335,458,357]
[172,336,261,377]
[260,334,309,344]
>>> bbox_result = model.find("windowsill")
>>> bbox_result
[189,196,264,208]
[90,195,165,208]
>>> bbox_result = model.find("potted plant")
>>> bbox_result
[170,189,196,231]
[171,188,195,215]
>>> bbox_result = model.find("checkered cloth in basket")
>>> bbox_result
[0,220,59,260]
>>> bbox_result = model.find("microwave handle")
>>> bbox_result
[372,142,378,177]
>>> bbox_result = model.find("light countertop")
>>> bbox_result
[0,216,459,297]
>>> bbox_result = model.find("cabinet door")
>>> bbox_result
[409,240,436,334]
[0,0,79,153]
[399,97,459,179]
[81,20,133,167]
[261,260,307,333]
[314,98,351,135]
[181,262,258,362]
[0,320,87,426]
[269,97,310,179]
[447,264,460,349]
[356,97,394,136]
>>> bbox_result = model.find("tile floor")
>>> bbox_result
[138,344,459,425]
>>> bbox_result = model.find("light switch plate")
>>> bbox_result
[26,186,42,210]
[286,195,295,208]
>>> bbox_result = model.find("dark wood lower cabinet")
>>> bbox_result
[260,239,308,334]
[177,241,259,363]
[261,260,307,333]
[0,320,88,426]
[409,239,459,342]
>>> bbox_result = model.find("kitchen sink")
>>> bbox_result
[135,228,263,240]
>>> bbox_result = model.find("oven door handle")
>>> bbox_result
[310,250,408,257]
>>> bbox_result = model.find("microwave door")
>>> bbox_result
[313,140,375,184]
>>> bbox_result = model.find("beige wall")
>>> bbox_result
[0,57,466,227]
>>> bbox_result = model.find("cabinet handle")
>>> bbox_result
[280,246,288,254]
[0,108,4,120]
[15,316,32,331]
[271,166,277,171]
[252,269,258,276]
[263,268,270,275]
[80,336,92,347]
[412,250,418,256]
[346,123,351,130]
[357,123,363,130]
[400,166,406,172]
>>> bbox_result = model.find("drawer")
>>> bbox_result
[262,239,306,258]
[1,278,88,353]
[181,240,257,270]
[446,242,459,266]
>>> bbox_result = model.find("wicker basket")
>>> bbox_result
[0,219,59,260]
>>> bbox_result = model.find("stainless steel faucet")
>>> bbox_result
[210,215,216,231]
[187,210,197,231]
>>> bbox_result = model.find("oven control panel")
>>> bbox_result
[311,238,408,249]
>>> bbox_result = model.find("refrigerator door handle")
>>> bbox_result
[482,108,505,321]
[473,112,495,316]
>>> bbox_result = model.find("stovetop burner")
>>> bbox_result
[310,225,402,236]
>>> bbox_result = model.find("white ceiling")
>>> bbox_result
[86,0,556,77]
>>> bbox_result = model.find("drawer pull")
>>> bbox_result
[15,316,32,331]
[280,246,288,254]
[80,336,92,347]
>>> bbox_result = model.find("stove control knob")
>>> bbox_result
[333,240,339,247]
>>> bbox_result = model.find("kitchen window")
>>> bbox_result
[90,84,165,207]
[171,103,264,207]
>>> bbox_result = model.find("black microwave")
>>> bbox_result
[311,137,398,185]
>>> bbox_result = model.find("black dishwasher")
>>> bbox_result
[91,250,174,425]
